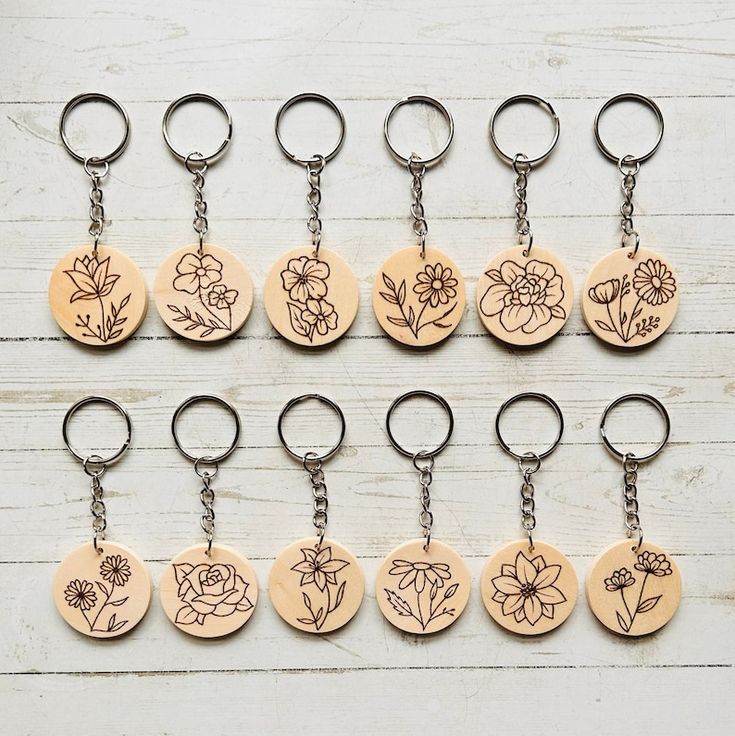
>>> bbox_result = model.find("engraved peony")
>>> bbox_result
[479,259,566,334]
[173,562,253,626]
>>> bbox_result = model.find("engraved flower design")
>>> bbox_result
[64,254,120,302]
[479,259,566,334]
[490,550,566,626]
[604,567,635,591]
[587,278,621,305]
[64,579,98,611]
[388,559,452,593]
[413,263,459,308]
[632,259,676,306]
[99,554,132,587]
[291,546,349,592]
[207,284,239,309]
[281,256,329,303]
[634,550,673,577]
[172,253,223,294]
[301,298,338,336]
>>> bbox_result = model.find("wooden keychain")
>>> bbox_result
[264,94,359,346]
[154,94,253,341]
[481,393,578,635]
[159,395,258,638]
[582,94,678,347]
[376,391,471,634]
[49,94,147,345]
[270,394,364,633]
[478,95,573,345]
[53,397,151,637]
[587,394,681,636]
[373,96,466,347]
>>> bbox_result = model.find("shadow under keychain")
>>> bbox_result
[154,94,254,341]
[270,395,364,633]
[264,94,359,346]
[159,395,258,638]
[582,94,679,347]
[50,94,147,345]
[376,391,470,634]
[587,394,681,636]
[478,95,573,345]
[373,96,466,347]
[481,393,578,634]
[53,397,151,637]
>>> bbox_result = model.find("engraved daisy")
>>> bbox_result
[604,567,635,591]
[281,256,330,303]
[291,546,349,591]
[99,554,132,587]
[388,559,452,593]
[64,579,98,611]
[632,259,676,306]
[634,550,673,577]
[413,263,458,308]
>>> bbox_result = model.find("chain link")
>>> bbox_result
[623,453,643,549]
[512,154,533,256]
[84,158,108,256]
[304,453,328,548]
[185,153,209,254]
[518,453,540,550]
[619,155,641,256]
[83,455,107,553]
[199,471,216,555]
[408,155,429,258]
[306,156,325,256]
[412,452,434,550]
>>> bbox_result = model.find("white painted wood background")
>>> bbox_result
[0,1,733,733]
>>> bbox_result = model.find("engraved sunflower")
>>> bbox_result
[634,550,673,577]
[388,559,452,593]
[281,256,330,303]
[64,579,98,611]
[632,259,676,306]
[291,546,349,591]
[413,263,458,308]
[604,568,635,591]
[99,554,132,587]
[172,253,223,294]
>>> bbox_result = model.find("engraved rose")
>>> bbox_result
[173,562,253,626]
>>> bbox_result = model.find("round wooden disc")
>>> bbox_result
[53,541,151,638]
[582,246,679,348]
[269,537,364,633]
[263,247,359,346]
[476,245,573,345]
[373,247,466,347]
[154,244,254,341]
[586,539,681,637]
[48,245,147,346]
[376,538,470,635]
[480,539,578,635]
[159,544,258,638]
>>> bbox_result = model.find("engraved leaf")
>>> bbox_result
[595,320,615,333]
[407,306,416,327]
[379,291,398,304]
[302,592,312,610]
[637,595,662,614]
[174,563,194,584]
[70,290,95,303]
[335,581,346,608]
[287,302,311,337]
[108,329,123,340]
[110,619,128,632]
[315,607,324,621]
[109,597,129,607]
[382,273,396,291]
[99,274,120,297]
[119,294,130,310]
[386,316,409,327]
[107,613,117,631]
[444,583,459,599]
[384,588,413,617]
[429,582,438,600]
[175,605,199,625]
[397,280,406,305]
[96,581,109,597]
[616,612,630,632]
[632,308,642,321]
[236,597,253,612]
[297,617,315,625]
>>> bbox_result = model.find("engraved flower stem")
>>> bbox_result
[97,295,107,342]
[197,286,229,329]
[90,581,115,631]
[618,586,633,624]
[625,297,642,342]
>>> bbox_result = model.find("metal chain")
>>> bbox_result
[83,455,107,554]
[512,154,533,256]
[84,158,108,256]
[304,453,328,548]
[623,453,643,550]
[619,155,641,257]
[199,472,216,555]
[518,453,540,551]
[413,452,434,550]
[306,156,325,256]
[186,153,209,254]
[408,155,428,258]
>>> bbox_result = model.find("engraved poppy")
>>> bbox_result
[479,260,565,334]
[291,546,349,591]
[413,263,459,308]
[99,554,132,587]
[301,298,338,335]
[64,579,98,611]
[64,254,120,302]
[207,283,239,309]
[634,551,673,577]
[280,256,330,303]
[604,567,636,591]
[388,559,452,594]
[174,562,253,625]
[172,253,223,294]
[490,551,566,625]
[632,259,676,306]
[587,278,621,305]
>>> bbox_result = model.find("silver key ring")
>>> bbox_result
[274,93,346,166]
[600,393,670,462]
[386,390,454,458]
[489,94,560,166]
[495,392,564,460]
[277,393,346,462]
[62,396,132,465]
[171,394,241,464]
[162,93,233,164]
[59,93,131,164]
[383,95,454,166]
[594,93,664,164]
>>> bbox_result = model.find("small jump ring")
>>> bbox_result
[278,394,346,462]
[384,95,454,167]
[274,93,346,166]
[59,93,130,164]
[495,392,564,461]
[599,393,670,462]
[171,394,240,464]
[489,94,560,166]
[594,93,664,164]
[62,396,132,465]
[386,390,454,458]
[162,93,233,164]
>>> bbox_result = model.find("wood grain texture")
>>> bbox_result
[1,0,733,733]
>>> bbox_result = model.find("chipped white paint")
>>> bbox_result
[0,1,733,734]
